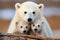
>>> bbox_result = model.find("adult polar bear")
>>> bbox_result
[7,1,53,37]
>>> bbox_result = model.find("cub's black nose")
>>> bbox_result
[34,29,37,32]
[28,18,32,22]
[23,30,26,33]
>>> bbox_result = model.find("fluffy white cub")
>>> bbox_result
[15,21,30,34]
[31,20,44,33]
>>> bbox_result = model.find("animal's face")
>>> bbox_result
[31,21,44,33]
[15,2,44,23]
[16,21,30,34]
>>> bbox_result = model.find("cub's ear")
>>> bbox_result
[16,22,18,26]
[42,21,44,24]
[38,4,44,10]
[15,3,21,10]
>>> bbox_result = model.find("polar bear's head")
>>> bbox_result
[15,1,44,23]
[31,20,44,33]
[16,21,30,34]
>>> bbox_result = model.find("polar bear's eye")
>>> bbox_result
[24,11,27,14]
[20,26,23,28]
[38,25,40,27]
[32,11,35,14]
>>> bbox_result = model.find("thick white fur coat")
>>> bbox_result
[7,1,53,38]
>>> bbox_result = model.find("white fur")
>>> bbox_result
[16,21,30,34]
[31,17,53,37]
[39,16,53,37]
[31,20,44,33]
[7,1,53,37]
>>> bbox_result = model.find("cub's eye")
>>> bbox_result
[20,26,23,28]
[24,11,27,14]
[32,11,35,14]
[38,25,40,27]
[26,26,28,29]
[33,24,35,27]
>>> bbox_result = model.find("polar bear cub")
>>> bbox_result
[30,20,44,36]
[15,21,30,34]
[31,20,44,33]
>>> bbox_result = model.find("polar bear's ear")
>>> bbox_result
[15,3,21,9]
[38,4,44,10]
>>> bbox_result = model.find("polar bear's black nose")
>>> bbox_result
[28,18,32,22]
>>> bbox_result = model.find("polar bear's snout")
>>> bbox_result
[28,18,32,22]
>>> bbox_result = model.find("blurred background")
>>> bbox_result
[0,0,60,38]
